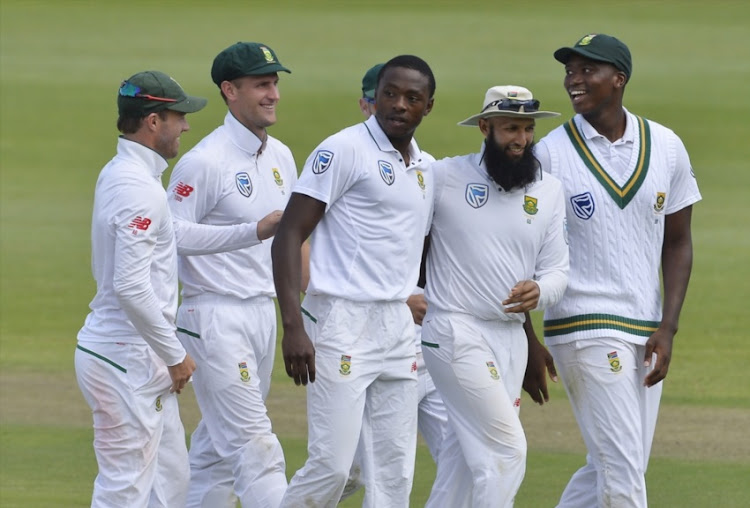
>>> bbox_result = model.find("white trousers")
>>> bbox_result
[177,294,287,508]
[549,338,662,508]
[422,311,528,508]
[75,341,189,508]
[281,295,418,508]
[342,347,449,501]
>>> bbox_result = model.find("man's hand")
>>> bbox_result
[282,327,316,386]
[643,327,675,387]
[406,293,427,326]
[503,280,540,313]
[257,210,284,241]
[523,327,557,405]
[168,353,196,394]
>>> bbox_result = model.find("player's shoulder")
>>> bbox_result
[265,135,295,158]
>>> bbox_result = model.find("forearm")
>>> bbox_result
[174,218,261,256]
[661,237,693,334]
[272,231,305,331]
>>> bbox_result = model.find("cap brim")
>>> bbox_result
[248,63,291,75]
[167,95,208,114]
[363,90,375,99]
[458,110,561,126]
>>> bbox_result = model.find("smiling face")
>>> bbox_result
[374,66,433,145]
[563,54,626,118]
[223,73,280,139]
[153,110,190,159]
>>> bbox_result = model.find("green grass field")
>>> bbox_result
[2,0,749,506]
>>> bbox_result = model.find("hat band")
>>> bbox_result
[482,98,540,113]
[119,81,178,103]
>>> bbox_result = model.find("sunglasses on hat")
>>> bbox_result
[481,98,540,113]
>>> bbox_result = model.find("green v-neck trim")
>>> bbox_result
[564,116,651,209]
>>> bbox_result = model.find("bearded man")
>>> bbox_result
[420,86,569,508]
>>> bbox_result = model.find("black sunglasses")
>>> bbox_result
[481,98,540,113]
[119,81,177,103]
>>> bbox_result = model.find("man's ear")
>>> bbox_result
[220,80,236,101]
[478,117,490,137]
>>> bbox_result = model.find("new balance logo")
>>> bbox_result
[128,216,152,232]
[174,182,194,200]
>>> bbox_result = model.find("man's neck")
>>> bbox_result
[583,106,626,143]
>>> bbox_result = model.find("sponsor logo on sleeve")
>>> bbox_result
[466,183,489,208]
[236,172,253,198]
[312,150,334,174]
[378,160,395,185]
[174,182,194,201]
[571,192,595,220]
[128,216,151,233]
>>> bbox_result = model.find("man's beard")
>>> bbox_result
[483,128,539,191]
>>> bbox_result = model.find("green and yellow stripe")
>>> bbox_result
[544,313,659,338]
[564,116,651,209]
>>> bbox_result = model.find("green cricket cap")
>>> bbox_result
[554,33,632,80]
[117,70,207,116]
[361,63,384,99]
[211,42,291,86]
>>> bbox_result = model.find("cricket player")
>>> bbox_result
[341,62,449,502]
[75,70,205,507]
[420,85,569,508]
[272,55,436,508]
[538,34,701,507]
[166,42,298,508]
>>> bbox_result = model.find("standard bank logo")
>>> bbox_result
[379,160,395,185]
[312,150,334,174]
[571,191,595,220]
[236,172,253,198]
[465,183,489,208]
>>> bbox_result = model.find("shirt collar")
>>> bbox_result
[576,107,636,144]
[224,112,265,155]
[364,115,426,167]
[117,136,169,178]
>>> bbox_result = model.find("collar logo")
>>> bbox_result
[466,183,489,208]
[236,172,253,198]
[571,192,595,220]
[261,47,275,63]
[379,160,395,186]
[653,192,666,212]
[312,150,333,174]
[523,195,539,215]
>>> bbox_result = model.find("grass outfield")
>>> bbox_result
[1,0,749,506]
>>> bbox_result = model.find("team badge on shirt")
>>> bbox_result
[238,362,250,382]
[272,168,284,188]
[416,170,425,191]
[465,183,489,208]
[571,192,595,220]
[339,355,352,376]
[236,172,253,198]
[155,396,163,412]
[653,192,666,212]
[607,351,623,373]
[379,160,395,185]
[486,361,500,380]
[312,150,334,174]
[523,195,538,215]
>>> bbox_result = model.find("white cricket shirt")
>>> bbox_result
[425,148,569,322]
[168,112,297,299]
[295,115,434,302]
[78,137,186,366]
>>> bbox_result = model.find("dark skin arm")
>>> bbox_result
[644,205,694,387]
[271,193,326,386]
[522,314,558,405]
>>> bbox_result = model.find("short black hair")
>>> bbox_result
[378,55,436,98]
